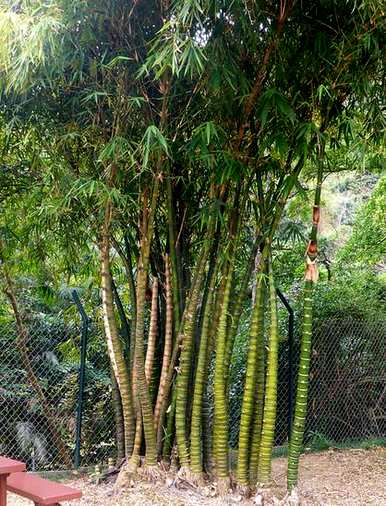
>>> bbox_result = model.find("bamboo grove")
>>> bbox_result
[0,0,384,498]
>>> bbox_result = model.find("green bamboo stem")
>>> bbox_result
[175,247,211,467]
[110,368,126,463]
[133,179,160,466]
[237,250,266,487]
[257,256,279,484]
[213,256,235,487]
[123,234,137,370]
[224,239,259,381]
[287,161,323,491]
[162,385,177,460]
[166,174,182,333]
[248,304,266,482]
[190,256,219,476]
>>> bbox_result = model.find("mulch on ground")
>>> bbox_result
[8,447,386,505]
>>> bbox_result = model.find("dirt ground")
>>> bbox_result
[8,447,386,506]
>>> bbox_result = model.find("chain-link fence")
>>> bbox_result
[0,313,385,472]
[227,316,386,450]
[0,319,116,471]
[303,317,386,445]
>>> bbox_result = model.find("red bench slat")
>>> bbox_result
[7,473,81,505]
[0,457,26,475]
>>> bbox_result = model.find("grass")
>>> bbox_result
[272,435,386,458]
[36,466,93,481]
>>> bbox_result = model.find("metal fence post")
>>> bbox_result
[72,290,90,469]
[276,288,295,438]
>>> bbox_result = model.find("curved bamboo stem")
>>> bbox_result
[101,201,135,457]
[155,255,173,437]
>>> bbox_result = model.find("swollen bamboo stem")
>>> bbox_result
[213,257,235,490]
[175,249,210,467]
[237,255,266,488]
[101,201,135,457]
[145,278,159,384]
[155,255,173,437]
[224,240,259,382]
[257,256,279,484]
[190,257,218,476]
[133,179,160,466]
[287,161,323,491]
[248,313,267,482]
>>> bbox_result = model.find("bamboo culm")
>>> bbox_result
[287,160,323,491]
[190,255,219,476]
[133,179,160,466]
[257,256,279,484]
[101,201,135,457]
[237,256,266,487]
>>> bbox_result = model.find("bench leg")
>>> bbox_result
[0,475,8,506]
[34,503,61,506]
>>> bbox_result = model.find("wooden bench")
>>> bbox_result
[0,457,26,506]
[7,472,82,506]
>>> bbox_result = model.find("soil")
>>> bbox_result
[8,447,386,505]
